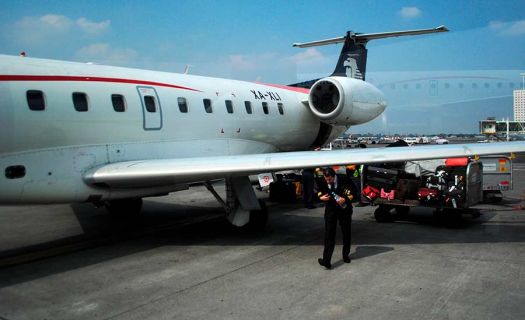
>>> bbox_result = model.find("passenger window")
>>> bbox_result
[225,100,233,113]
[262,102,269,114]
[26,90,45,111]
[203,99,213,113]
[111,94,126,112]
[278,103,284,115]
[72,92,88,112]
[244,101,252,114]
[178,97,188,113]
[144,95,156,112]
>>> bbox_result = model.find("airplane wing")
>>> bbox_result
[83,142,525,188]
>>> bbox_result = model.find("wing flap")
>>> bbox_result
[83,142,525,188]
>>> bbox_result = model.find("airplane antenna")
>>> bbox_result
[184,64,192,74]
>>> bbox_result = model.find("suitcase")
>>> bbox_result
[367,166,399,180]
[269,181,296,203]
[380,188,395,200]
[366,176,396,191]
[417,187,440,203]
[362,185,380,201]
[396,179,420,200]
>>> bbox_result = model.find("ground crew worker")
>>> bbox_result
[317,167,356,269]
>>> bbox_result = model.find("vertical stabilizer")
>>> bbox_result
[290,26,448,87]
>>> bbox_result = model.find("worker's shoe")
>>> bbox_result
[343,256,351,263]
[318,258,332,269]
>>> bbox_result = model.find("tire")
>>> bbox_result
[246,200,268,232]
[374,206,394,223]
[395,206,410,217]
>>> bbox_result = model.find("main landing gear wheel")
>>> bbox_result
[104,198,143,218]
[245,200,268,232]
[374,205,395,223]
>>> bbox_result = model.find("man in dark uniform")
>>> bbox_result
[317,167,356,269]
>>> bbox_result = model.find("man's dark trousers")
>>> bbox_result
[323,207,352,264]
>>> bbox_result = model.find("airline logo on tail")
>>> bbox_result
[343,55,363,79]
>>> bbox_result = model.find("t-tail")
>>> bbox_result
[290,25,448,88]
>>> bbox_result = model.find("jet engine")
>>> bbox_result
[308,76,387,126]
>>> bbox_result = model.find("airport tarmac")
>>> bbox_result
[1,163,525,319]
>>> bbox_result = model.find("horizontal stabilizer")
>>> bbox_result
[292,25,448,48]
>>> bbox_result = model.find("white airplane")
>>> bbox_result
[1,26,524,230]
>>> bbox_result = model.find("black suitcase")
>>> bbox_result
[396,179,420,200]
[269,181,296,203]
[367,166,399,180]
[366,176,396,191]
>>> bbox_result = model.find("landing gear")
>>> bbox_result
[104,198,143,218]
[205,177,268,231]
[246,200,268,232]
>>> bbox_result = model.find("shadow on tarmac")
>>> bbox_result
[1,199,525,287]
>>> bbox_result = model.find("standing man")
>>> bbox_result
[317,167,356,269]
[301,168,316,209]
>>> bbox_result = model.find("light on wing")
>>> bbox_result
[84,142,525,188]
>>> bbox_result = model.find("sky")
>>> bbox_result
[1,0,524,133]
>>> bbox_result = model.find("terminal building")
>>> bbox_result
[479,73,525,137]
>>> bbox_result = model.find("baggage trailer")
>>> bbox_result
[479,155,512,203]
[360,159,483,224]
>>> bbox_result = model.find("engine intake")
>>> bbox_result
[308,76,386,126]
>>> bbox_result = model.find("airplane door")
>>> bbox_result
[429,80,438,96]
[137,86,162,130]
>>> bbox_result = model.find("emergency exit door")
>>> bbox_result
[137,86,162,130]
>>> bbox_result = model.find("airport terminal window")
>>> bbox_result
[459,83,464,89]
[225,100,234,113]
[444,83,450,89]
[497,82,503,88]
[203,99,213,113]
[510,82,515,88]
[178,97,188,113]
[390,84,396,89]
[484,83,490,88]
[262,102,269,114]
[403,84,408,89]
[278,103,284,115]
[111,94,126,112]
[244,101,252,114]
[416,83,421,89]
[144,95,156,113]
[472,83,478,89]
[72,92,88,112]
[26,90,45,111]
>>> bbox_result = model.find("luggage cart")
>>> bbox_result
[479,155,512,203]
[360,160,483,224]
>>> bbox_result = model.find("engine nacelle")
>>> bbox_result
[308,76,387,126]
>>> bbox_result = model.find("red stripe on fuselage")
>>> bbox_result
[0,75,202,92]
[260,83,310,94]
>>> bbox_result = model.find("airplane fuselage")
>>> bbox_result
[0,55,347,203]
